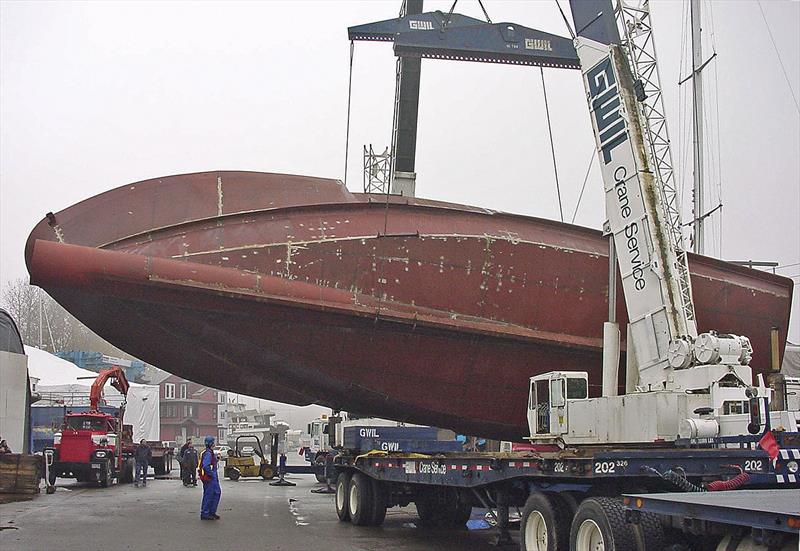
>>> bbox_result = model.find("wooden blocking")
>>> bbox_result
[0,454,43,494]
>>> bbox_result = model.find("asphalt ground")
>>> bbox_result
[0,472,519,551]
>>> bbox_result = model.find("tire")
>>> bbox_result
[570,498,636,551]
[416,488,471,528]
[632,511,664,551]
[227,468,240,481]
[335,471,352,522]
[559,492,582,518]
[120,460,134,484]
[415,494,438,526]
[99,461,111,488]
[521,492,571,551]
[260,465,274,480]
[368,479,388,526]
[348,472,374,526]
[314,454,327,483]
[153,457,166,476]
[452,497,472,527]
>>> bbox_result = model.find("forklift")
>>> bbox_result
[223,435,278,481]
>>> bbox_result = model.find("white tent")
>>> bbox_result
[25,345,98,385]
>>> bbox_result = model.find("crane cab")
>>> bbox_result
[527,371,589,439]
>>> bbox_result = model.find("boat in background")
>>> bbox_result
[26,171,794,440]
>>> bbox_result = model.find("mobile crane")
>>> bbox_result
[329,2,800,550]
[46,367,133,488]
[45,367,173,489]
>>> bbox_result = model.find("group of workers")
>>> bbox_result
[134,435,221,520]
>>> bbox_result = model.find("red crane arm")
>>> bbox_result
[90,367,130,411]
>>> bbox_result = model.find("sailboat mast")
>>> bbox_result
[691,0,705,254]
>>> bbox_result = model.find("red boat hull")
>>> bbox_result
[26,171,794,440]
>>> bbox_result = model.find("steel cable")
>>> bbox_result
[343,41,355,187]
[540,67,564,223]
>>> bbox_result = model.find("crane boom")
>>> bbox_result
[89,366,130,411]
[575,38,694,388]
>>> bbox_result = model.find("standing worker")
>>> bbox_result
[198,435,221,520]
[182,441,198,487]
[135,439,152,487]
[178,438,192,483]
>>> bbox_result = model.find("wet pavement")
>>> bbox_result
[0,473,519,550]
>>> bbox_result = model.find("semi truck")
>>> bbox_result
[302,414,462,483]
[330,2,800,550]
[44,367,172,489]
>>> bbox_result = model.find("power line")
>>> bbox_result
[756,0,800,114]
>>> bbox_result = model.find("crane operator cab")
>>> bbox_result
[527,371,588,440]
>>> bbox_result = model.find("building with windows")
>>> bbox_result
[153,372,225,445]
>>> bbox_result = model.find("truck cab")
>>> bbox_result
[304,416,331,461]
[527,371,589,439]
[50,411,125,486]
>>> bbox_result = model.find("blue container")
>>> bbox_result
[343,426,441,448]
[343,426,460,453]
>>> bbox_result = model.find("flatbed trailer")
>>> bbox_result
[332,434,800,550]
[624,489,799,543]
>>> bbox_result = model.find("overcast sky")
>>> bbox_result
[2,0,798,352]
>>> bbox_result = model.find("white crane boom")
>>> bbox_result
[576,38,696,388]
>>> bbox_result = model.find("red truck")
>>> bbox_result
[45,367,172,489]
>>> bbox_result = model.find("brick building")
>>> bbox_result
[153,373,225,445]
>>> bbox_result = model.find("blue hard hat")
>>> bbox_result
[204,435,215,447]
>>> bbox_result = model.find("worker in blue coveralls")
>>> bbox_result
[198,435,221,520]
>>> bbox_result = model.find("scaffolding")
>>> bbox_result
[363,144,391,194]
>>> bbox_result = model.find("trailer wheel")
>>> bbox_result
[632,511,664,551]
[452,497,472,527]
[153,457,166,476]
[521,492,571,551]
[368,479,387,526]
[415,493,439,527]
[335,471,352,522]
[559,492,582,518]
[416,488,471,528]
[348,472,374,526]
[570,497,635,551]
[314,454,327,483]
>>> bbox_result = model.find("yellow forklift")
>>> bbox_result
[224,435,277,481]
